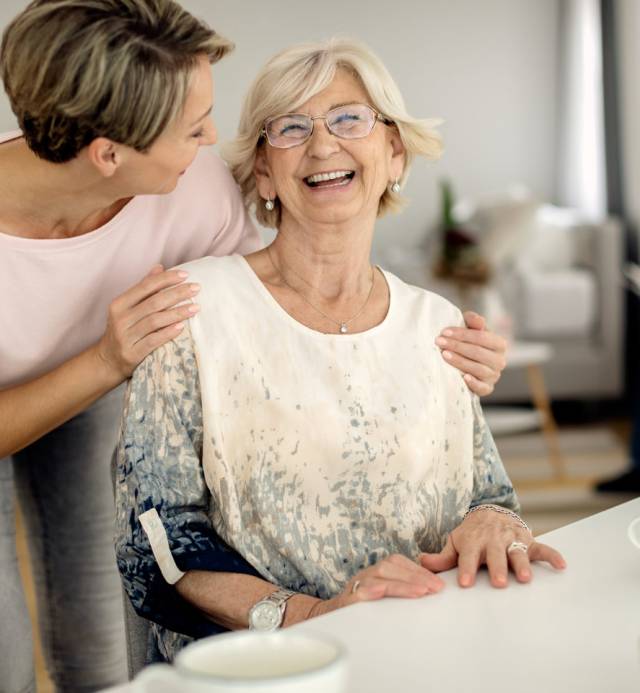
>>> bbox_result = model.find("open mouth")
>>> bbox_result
[304,170,355,188]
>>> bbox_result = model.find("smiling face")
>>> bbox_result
[115,54,217,195]
[255,68,405,230]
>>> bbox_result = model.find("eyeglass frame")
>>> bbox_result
[260,103,395,149]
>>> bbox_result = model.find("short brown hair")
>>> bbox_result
[1,0,233,162]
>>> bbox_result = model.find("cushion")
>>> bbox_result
[518,205,593,271]
[509,268,596,337]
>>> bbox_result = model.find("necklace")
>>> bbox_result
[266,246,376,334]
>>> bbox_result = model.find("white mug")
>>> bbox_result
[133,630,347,693]
[628,517,640,550]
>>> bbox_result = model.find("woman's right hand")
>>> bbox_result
[307,554,445,620]
[95,264,201,380]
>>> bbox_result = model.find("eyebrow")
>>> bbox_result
[293,101,360,116]
[190,106,213,127]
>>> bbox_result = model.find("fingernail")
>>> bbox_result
[190,283,201,294]
[173,322,184,331]
[436,337,447,347]
[187,304,200,314]
[463,373,472,381]
[177,271,188,279]
[495,575,507,587]
[460,574,471,587]
[520,570,531,580]
[443,350,453,360]
[443,329,454,337]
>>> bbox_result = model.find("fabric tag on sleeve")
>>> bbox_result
[139,508,186,585]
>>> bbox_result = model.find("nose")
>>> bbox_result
[305,118,340,158]
[201,117,217,146]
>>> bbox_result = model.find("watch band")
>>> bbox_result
[267,588,295,608]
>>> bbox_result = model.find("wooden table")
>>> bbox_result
[484,340,567,484]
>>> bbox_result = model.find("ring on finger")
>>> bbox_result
[506,541,529,555]
[351,580,361,594]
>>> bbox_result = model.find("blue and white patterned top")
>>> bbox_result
[115,255,518,660]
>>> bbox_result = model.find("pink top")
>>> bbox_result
[0,131,262,388]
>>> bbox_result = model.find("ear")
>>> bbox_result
[388,127,406,181]
[254,146,275,200]
[85,137,123,178]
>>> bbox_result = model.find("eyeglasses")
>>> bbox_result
[262,103,393,149]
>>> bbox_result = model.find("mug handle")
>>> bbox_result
[131,663,182,692]
[628,517,640,550]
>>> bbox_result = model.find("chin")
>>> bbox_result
[154,178,181,195]
[307,202,369,225]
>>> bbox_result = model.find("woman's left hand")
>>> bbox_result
[419,508,566,588]
[436,311,508,396]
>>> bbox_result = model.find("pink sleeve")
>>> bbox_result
[204,151,263,257]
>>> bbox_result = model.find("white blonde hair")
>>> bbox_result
[222,37,442,228]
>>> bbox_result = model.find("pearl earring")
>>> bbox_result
[391,179,401,193]
[265,196,275,211]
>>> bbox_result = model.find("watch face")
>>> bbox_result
[249,601,281,631]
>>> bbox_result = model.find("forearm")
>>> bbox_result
[175,570,320,631]
[0,343,122,458]
[470,397,519,512]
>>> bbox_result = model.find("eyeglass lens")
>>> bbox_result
[265,104,378,148]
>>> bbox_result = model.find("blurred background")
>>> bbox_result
[1,1,639,689]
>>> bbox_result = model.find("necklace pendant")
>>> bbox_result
[339,323,348,334]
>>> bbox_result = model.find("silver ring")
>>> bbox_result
[351,580,361,594]
[507,541,529,555]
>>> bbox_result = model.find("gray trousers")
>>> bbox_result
[0,387,128,692]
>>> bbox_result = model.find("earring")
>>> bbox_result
[265,196,275,211]
[391,179,401,193]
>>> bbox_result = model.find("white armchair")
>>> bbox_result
[491,211,624,402]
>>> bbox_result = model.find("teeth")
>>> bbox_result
[306,170,353,184]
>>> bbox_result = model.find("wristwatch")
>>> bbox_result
[248,588,296,631]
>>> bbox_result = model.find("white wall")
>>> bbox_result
[0,0,560,253]
[617,0,640,249]
[0,2,19,129]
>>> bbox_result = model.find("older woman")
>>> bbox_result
[115,38,565,662]
[0,3,506,690]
